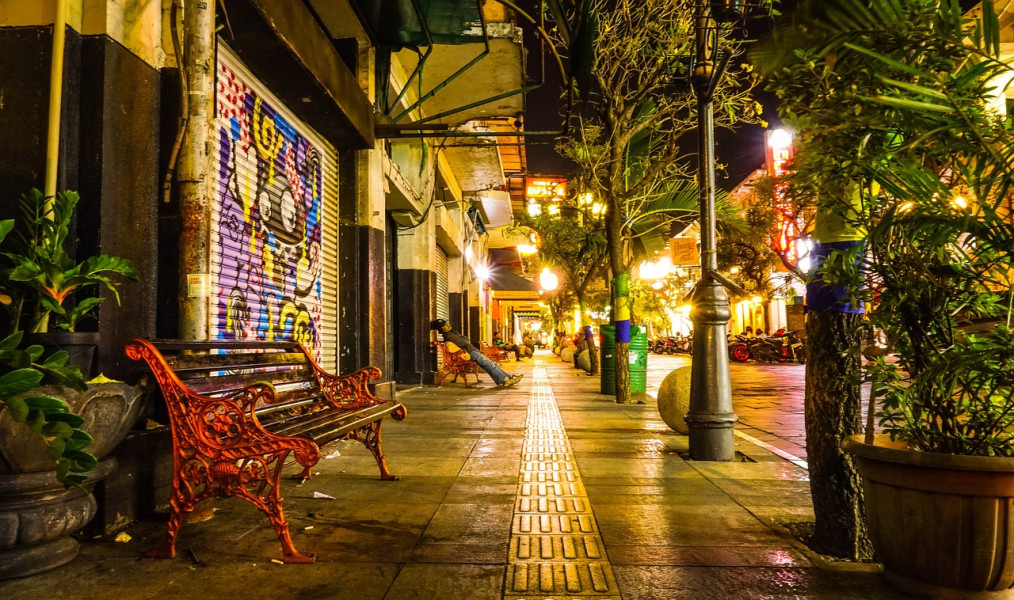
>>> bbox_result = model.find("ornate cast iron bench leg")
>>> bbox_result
[249,468,314,563]
[349,420,400,481]
[145,460,216,560]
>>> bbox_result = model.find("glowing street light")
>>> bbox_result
[638,255,674,280]
[539,268,559,291]
[767,128,793,151]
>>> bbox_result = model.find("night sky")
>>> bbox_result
[520,0,982,190]
[519,3,797,189]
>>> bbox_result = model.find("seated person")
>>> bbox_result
[432,320,523,387]
[521,333,536,353]
[494,333,532,359]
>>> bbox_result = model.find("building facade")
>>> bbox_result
[0,0,527,525]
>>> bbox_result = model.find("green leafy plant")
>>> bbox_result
[770,0,1014,456]
[4,188,138,333]
[0,205,105,485]
[0,331,96,485]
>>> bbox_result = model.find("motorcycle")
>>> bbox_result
[651,338,671,354]
[751,336,787,363]
[727,335,751,362]
[672,334,693,354]
[753,330,806,364]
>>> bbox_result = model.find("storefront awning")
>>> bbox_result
[488,270,537,292]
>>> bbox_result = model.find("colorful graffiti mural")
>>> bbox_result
[212,59,327,357]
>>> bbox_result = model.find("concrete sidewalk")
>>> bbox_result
[0,352,903,599]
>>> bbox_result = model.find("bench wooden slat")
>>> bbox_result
[147,339,304,352]
[267,402,399,442]
[178,367,316,396]
[165,351,309,372]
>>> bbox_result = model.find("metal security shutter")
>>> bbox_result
[435,247,449,370]
[211,43,339,370]
[435,247,449,321]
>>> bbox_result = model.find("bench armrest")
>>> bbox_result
[315,366,383,410]
[171,383,317,465]
[125,339,319,467]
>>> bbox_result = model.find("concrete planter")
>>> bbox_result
[0,383,143,475]
[0,383,143,579]
[0,458,117,579]
[844,434,1014,598]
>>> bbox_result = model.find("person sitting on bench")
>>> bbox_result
[493,333,531,360]
[431,319,523,387]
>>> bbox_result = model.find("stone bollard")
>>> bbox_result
[656,366,692,434]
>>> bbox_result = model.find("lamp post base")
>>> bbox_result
[687,278,738,461]
[686,411,738,461]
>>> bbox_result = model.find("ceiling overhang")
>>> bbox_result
[392,24,524,126]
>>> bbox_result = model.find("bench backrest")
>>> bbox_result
[435,341,468,364]
[126,339,355,417]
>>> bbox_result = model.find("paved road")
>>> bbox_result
[644,353,873,464]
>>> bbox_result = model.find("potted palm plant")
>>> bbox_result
[764,0,1014,595]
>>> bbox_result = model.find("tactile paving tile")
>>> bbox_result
[506,365,620,597]
[510,534,606,561]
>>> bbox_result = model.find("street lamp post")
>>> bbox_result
[686,0,739,461]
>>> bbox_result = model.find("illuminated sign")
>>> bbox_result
[670,237,699,267]
[525,177,567,201]
[764,130,802,269]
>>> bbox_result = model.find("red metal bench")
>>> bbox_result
[435,340,480,387]
[479,341,510,365]
[125,338,406,564]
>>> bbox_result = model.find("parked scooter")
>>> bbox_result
[651,337,674,354]
[727,335,751,362]
[753,330,806,364]
[780,330,806,363]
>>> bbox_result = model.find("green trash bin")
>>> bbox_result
[629,325,648,394]
[600,326,615,395]
[600,325,648,395]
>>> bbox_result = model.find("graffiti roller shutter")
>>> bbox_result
[435,247,449,370]
[435,247,449,322]
[212,43,339,370]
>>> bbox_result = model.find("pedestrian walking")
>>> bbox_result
[431,319,523,387]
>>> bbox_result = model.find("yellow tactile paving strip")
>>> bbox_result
[505,365,621,600]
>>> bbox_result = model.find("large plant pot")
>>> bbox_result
[0,458,117,579]
[0,383,144,474]
[23,331,100,380]
[844,434,1014,598]
[0,382,143,579]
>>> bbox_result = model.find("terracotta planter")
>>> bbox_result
[844,434,1014,598]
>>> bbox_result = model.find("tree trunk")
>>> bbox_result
[804,310,873,560]
[612,274,632,403]
[603,192,630,403]
[614,339,630,399]
[586,329,599,375]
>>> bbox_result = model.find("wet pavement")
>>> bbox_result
[0,351,904,599]
[645,354,874,465]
